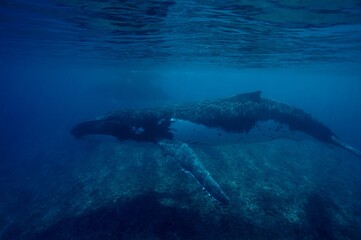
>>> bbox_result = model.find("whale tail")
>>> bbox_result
[331,136,361,159]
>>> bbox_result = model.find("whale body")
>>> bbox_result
[71,91,361,204]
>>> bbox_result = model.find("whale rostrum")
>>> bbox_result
[71,91,361,204]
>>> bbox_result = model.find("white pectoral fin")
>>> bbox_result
[331,136,361,159]
[157,140,229,205]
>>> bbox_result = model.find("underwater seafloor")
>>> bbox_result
[1,137,361,240]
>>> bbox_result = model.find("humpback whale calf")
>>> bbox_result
[71,91,361,204]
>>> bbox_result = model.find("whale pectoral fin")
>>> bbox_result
[331,136,361,159]
[157,140,229,205]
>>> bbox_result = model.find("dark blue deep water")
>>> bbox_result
[1,1,361,240]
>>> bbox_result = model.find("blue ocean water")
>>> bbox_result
[1,1,361,239]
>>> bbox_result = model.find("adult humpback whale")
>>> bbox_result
[71,91,361,204]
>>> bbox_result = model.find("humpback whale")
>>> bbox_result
[71,91,361,204]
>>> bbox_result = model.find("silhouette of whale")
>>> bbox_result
[71,91,361,204]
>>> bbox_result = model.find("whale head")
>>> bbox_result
[71,112,173,142]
